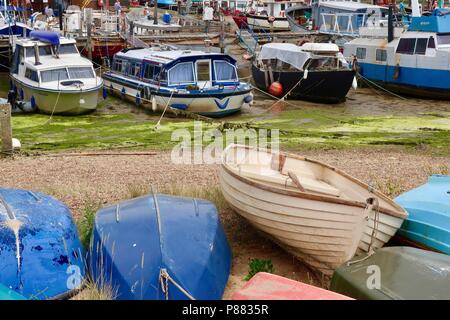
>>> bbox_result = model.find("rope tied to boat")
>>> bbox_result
[347,197,380,266]
[159,268,195,301]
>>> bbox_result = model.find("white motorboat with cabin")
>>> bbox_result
[244,0,307,32]
[10,31,103,115]
[103,47,253,117]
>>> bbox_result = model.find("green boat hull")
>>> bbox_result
[0,284,26,300]
[330,247,450,300]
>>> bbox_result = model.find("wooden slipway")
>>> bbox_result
[219,144,408,276]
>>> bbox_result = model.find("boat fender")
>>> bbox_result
[244,95,253,104]
[19,88,24,100]
[121,87,126,99]
[393,64,400,79]
[135,92,141,105]
[31,96,36,110]
[268,82,283,97]
[152,96,157,112]
[109,84,114,95]
[103,87,108,99]
[352,77,358,90]
[268,16,276,23]
[303,69,309,80]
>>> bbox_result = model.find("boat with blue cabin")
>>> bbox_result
[103,47,253,117]
[344,4,450,99]
[0,189,86,300]
[394,175,450,254]
[89,193,232,300]
[10,31,103,115]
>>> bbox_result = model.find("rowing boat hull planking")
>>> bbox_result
[219,145,407,276]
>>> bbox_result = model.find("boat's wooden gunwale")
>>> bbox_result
[222,145,407,219]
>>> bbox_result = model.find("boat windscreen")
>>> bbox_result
[168,62,195,85]
[25,46,53,58]
[68,67,95,79]
[40,68,69,82]
[59,44,78,54]
[214,61,237,81]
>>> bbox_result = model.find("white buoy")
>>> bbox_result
[152,96,157,112]
[12,138,21,150]
[352,77,358,90]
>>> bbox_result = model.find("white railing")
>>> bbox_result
[319,12,384,36]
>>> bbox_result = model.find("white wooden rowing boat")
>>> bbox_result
[219,144,408,276]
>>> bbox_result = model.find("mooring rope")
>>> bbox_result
[159,268,195,300]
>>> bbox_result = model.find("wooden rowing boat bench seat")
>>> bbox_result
[235,163,341,197]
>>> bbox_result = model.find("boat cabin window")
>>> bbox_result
[58,44,78,54]
[25,68,39,82]
[414,38,428,55]
[376,49,387,62]
[196,60,211,82]
[26,46,53,58]
[68,67,95,79]
[356,47,366,59]
[40,68,69,82]
[214,61,237,82]
[113,59,129,74]
[129,61,141,78]
[428,36,435,48]
[396,38,416,54]
[437,34,450,46]
[168,62,195,85]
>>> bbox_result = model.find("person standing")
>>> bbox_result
[203,2,214,34]
[114,0,122,15]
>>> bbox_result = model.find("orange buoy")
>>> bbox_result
[268,81,283,97]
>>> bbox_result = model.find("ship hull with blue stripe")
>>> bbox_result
[344,8,450,99]
[103,48,253,117]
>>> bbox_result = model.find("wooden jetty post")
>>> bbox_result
[219,14,225,54]
[0,103,12,157]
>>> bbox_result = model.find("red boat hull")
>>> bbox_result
[232,273,353,300]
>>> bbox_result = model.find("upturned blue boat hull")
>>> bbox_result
[0,189,86,299]
[0,283,26,300]
[89,194,232,300]
[395,175,450,254]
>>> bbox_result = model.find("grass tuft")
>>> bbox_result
[76,200,100,248]
[244,258,274,281]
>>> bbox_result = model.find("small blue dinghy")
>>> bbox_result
[395,175,450,254]
[0,189,86,299]
[89,193,232,300]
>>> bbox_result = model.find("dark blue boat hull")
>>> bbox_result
[90,194,232,300]
[0,189,86,299]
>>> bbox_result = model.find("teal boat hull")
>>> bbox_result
[0,284,26,300]
[394,175,450,254]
